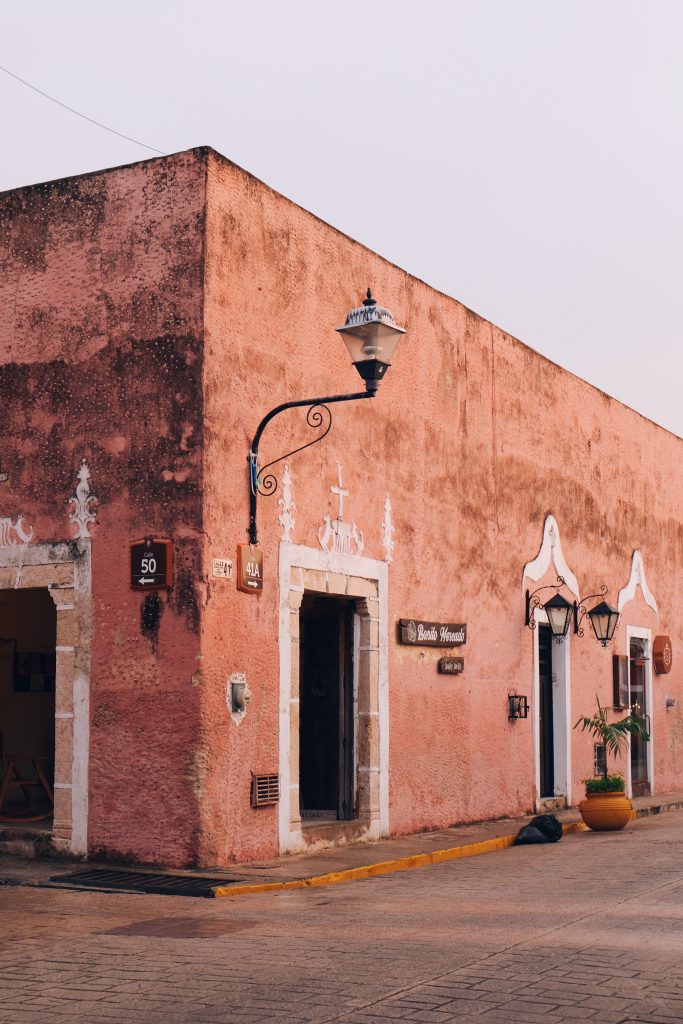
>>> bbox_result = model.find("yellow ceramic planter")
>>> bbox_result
[579,791,634,831]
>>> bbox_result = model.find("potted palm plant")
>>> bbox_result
[574,696,650,831]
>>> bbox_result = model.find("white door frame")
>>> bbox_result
[533,611,572,808]
[278,542,389,854]
[625,625,653,797]
[0,539,91,854]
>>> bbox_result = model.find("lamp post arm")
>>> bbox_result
[573,585,609,636]
[248,389,374,545]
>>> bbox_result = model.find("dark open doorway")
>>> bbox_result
[0,589,56,822]
[629,637,650,797]
[538,625,555,799]
[299,594,355,822]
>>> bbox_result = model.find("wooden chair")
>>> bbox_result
[0,747,54,823]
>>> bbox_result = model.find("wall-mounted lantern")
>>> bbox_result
[246,290,405,547]
[508,694,529,720]
[573,586,620,647]
[525,575,573,643]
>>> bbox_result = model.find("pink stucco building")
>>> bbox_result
[0,147,680,867]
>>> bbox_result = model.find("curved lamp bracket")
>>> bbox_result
[525,575,567,629]
[247,390,373,545]
[573,585,608,637]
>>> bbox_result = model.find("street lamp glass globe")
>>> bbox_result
[543,592,573,641]
[337,289,405,391]
[587,600,620,647]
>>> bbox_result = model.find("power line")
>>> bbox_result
[0,63,165,156]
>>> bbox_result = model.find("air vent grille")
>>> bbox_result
[251,773,280,808]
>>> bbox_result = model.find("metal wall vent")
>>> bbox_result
[251,773,279,808]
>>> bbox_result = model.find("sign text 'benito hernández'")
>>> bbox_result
[398,619,467,647]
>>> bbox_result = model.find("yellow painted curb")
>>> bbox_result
[211,820,586,898]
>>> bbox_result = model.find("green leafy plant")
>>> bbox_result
[574,696,650,780]
[584,774,626,794]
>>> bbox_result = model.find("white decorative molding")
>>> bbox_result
[522,514,579,599]
[68,460,98,539]
[380,495,394,565]
[618,550,659,619]
[277,463,296,543]
[318,463,364,557]
[0,514,33,546]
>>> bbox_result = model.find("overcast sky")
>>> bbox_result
[2,1,681,437]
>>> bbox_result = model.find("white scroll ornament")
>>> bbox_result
[68,460,98,539]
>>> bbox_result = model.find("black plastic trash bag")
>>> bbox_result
[514,825,548,845]
[514,813,563,845]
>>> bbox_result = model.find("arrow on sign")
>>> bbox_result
[138,577,155,585]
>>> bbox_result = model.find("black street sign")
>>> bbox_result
[130,538,173,590]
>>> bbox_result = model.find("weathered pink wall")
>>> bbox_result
[202,149,683,864]
[2,147,682,869]
[0,151,208,865]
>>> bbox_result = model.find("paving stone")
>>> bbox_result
[2,810,683,1024]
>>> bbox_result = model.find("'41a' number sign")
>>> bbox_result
[237,544,263,593]
[130,538,173,590]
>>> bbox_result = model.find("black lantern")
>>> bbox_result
[573,586,620,648]
[587,600,620,647]
[525,576,573,643]
[336,289,406,393]
[542,592,574,641]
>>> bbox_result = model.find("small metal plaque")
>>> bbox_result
[438,657,464,675]
[237,545,263,593]
[398,619,467,647]
[130,538,173,590]
[212,558,233,580]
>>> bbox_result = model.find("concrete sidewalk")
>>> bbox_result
[1,790,682,896]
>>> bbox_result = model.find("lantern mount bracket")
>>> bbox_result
[248,389,374,546]
[573,585,609,637]
[525,575,568,633]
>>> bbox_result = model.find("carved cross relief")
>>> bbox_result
[318,463,364,557]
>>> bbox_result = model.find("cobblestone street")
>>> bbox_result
[2,811,683,1024]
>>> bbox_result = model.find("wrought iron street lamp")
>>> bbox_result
[586,599,620,647]
[247,290,405,546]
[573,586,620,647]
[525,576,574,643]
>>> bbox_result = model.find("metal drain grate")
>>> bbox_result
[48,868,240,898]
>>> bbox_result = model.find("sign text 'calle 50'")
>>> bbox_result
[130,538,173,590]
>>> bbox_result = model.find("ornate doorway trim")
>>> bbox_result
[278,542,388,854]
[0,540,91,854]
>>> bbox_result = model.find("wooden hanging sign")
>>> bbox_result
[237,544,263,593]
[398,619,467,647]
[653,635,672,674]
